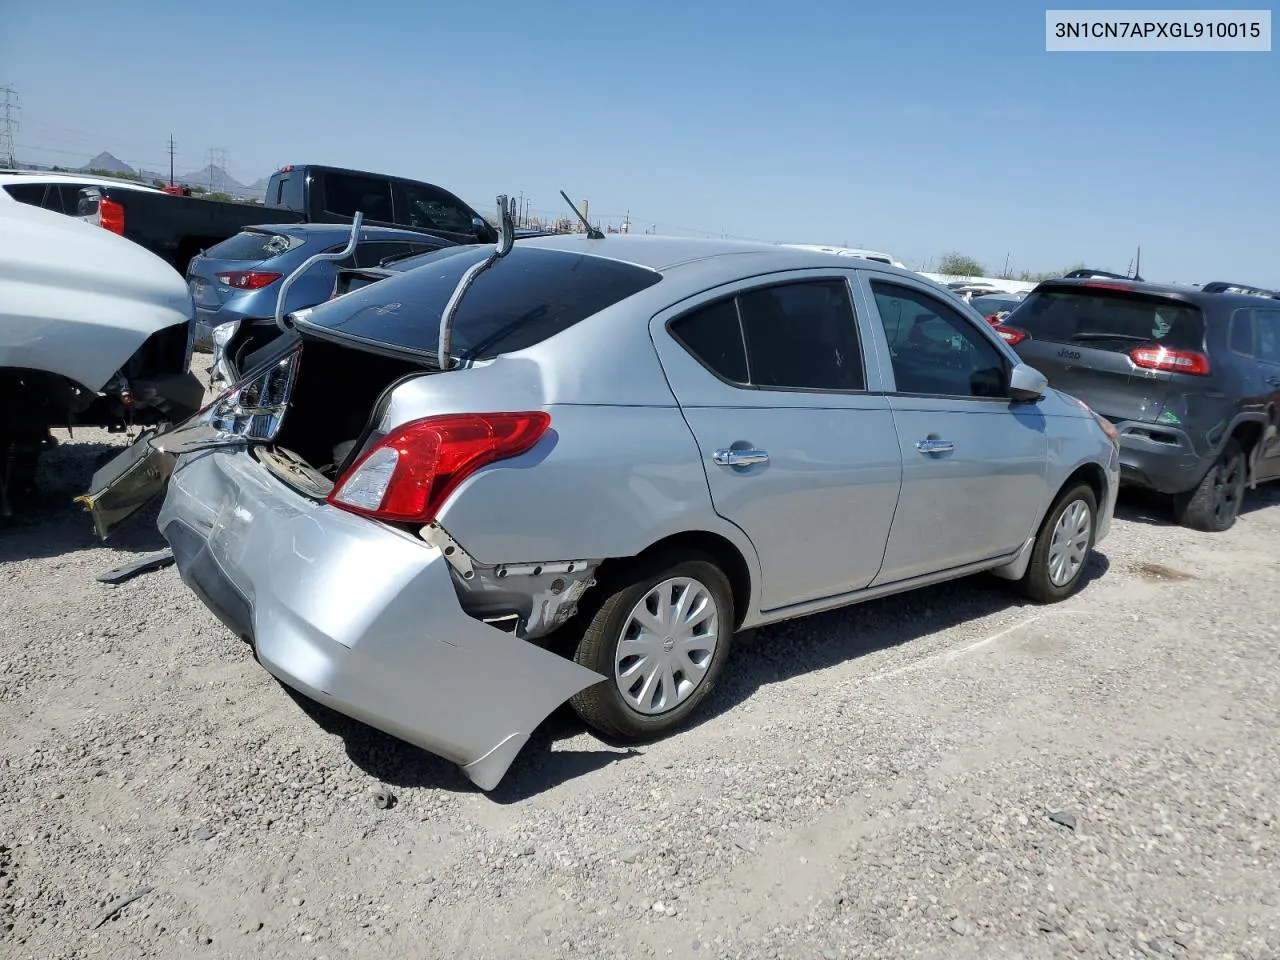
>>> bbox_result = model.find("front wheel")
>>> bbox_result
[568,553,734,742]
[1015,482,1098,603]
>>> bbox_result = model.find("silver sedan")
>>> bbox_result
[152,233,1120,790]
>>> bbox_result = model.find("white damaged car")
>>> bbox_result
[0,191,203,527]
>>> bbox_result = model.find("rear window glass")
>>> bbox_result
[205,230,303,261]
[302,245,662,361]
[1007,287,1205,352]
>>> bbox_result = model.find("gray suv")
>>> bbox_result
[1002,278,1280,531]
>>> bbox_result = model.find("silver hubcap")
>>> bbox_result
[614,577,719,716]
[1047,499,1092,587]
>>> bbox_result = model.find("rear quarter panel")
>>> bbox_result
[376,307,764,613]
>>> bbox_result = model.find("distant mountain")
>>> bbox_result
[81,151,136,175]
[176,163,256,197]
[60,151,268,200]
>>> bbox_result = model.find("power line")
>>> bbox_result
[0,85,20,168]
[205,147,229,192]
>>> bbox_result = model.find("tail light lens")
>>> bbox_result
[328,412,551,524]
[984,314,1003,326]
[1129,345,1210,376]
[997,326,1028,345]
[151,346,301,455]
[216,271,284,290]
[99,198,125,235]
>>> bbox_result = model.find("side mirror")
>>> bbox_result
[1008,362,1048,403]
[471,216,490,238]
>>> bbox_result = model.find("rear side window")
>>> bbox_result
[303,245,662,361]
[1009,287,1205,353]
[1256,309,1280,365]
[4,183,49,206]
[323,172,393,222]
[669,298,749,383]
[1230,311,1255,356]
[205,230,303,261]
[668,279,865,392]
[273,172,304,209]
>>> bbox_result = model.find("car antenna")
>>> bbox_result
[560,190,604,240]
[274,211,363,331]
[437,195,516,370]
[1131,245,1142,281]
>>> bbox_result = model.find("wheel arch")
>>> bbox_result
[1222,414,1269,486]
[595,528,758,632]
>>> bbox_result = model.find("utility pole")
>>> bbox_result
[517,191,523,227]
[167,134,176,186]
[0,85,20,168]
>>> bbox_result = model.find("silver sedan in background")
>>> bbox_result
[151,234,1120,791]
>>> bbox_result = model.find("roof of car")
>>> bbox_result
[514,233,923,278]
[1034,276,1280,306]
[0,169,165,192]
[246,221,450,242]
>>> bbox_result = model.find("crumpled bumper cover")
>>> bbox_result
[156,449,605,791]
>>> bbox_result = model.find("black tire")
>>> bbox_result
[568,551,734,742]
[1015,482,1098,604]
[1173,439,1246,532]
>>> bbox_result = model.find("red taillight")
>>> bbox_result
[984,314,1002,326]
[1129,345,1210,376]
[997,326,1028,345]
[99,198,125,235]
[215,271,284,290]
[327,412,552,523]
[1080,282,1133,291]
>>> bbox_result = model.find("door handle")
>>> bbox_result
[915,438,954,455]
[1268,377,1280,387]
[713,448,769,467]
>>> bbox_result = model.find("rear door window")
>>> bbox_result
[302,245,663,361]
[322,172,393,222]
[394,181,474,234]
[738,280,865,391]
[205,230,303,261]
[1009,286,1206,353]
[354,241,414,268]
[668,279,866,392]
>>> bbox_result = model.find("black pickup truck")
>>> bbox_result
[5,164,499,277]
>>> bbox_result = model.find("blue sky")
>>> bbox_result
[2,0,1276,282]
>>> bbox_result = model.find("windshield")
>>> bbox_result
[300,245,663,361]
[1007,287,1206,352]
[205,229,303,261]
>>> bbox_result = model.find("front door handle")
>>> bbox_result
[915,438,954,455]
[1268,377,1280,387]
[713,448,769,467]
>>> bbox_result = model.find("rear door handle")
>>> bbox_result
[713,448,769,467]
[915,438,954,455]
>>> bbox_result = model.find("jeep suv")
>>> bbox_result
[1000,278,1280,531]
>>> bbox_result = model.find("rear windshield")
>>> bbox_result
[205,229,303,262]
[301,245,663,361]
[1007,286,1206,352]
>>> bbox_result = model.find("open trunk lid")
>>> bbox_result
[1004,283,1208,424]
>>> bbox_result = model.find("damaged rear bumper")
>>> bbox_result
[155,449,605,791]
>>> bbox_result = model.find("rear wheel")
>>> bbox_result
[1174,439,1246,532]
[1015,482,1097,603]
[569,553,734,741]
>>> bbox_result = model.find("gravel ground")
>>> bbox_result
[3,375,1279,960]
